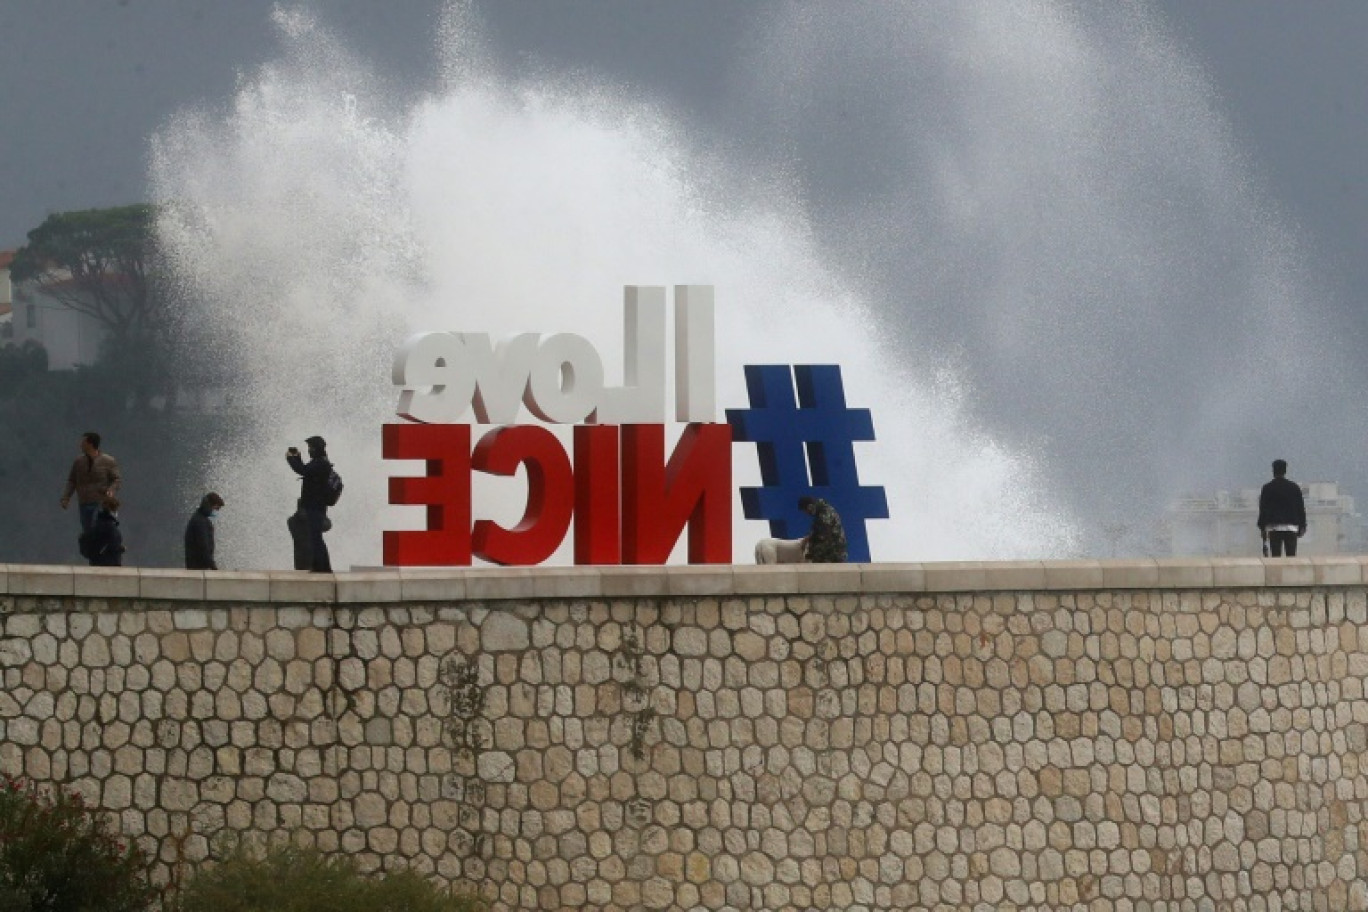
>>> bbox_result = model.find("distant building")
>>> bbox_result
[0,247,234,413]
[7,273,108,369]
[2,246,114,368]
[1166,482,1366,557]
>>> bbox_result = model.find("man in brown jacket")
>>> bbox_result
[60,431,122,533]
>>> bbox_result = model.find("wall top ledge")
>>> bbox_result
[1,557,1364,603]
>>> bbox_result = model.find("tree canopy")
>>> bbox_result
[10,204,159,342]
[0,204,213,565]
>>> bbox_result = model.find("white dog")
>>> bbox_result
[755,537,807,564]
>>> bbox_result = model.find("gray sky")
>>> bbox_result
[4,0,1367,548]
[1157,1,1368,306]
[6,2,1364,265]
[0,0,752,246]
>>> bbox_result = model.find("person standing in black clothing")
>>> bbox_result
[184,492,225,570]
[1257,459,1307,557]
[287,436,333,572]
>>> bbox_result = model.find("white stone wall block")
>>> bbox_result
[480,611,529,652]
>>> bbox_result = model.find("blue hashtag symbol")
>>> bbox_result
[726,364,889,562]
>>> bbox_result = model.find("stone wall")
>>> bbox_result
[2,558,1368,910]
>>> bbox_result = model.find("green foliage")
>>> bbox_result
[0,776,154,912]
[0,340,48,381]
[174,844,486,912]
[11,206,153,285]
[10,205,162,344]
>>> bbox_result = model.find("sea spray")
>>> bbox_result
[152,4,1074,569]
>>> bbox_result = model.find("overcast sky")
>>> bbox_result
[3,0,1367,552]
[2,1,1364,280]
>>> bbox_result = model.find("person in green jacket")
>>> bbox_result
[799,495,847,563]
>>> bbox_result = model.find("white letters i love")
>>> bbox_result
[393,285,715,426]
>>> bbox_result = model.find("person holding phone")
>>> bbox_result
[286,436,334,572]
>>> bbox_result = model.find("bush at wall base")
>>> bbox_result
[0,776,155,912]
[173,844,486,912]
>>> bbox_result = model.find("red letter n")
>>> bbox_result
[621,423,732,564]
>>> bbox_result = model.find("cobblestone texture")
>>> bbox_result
[2,587,1368,910]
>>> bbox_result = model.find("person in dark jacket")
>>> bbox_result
[81,495,125,567]
[1257,459,1307,557]
[287,436,333,572]
[184,492,225,570]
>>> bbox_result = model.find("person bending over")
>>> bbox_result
[799,495,847,564]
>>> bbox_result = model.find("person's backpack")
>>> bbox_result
[325,466,344,506]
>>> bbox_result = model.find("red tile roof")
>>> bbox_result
[0,250,14,270]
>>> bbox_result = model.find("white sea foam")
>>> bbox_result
[151,4,1088,569]
[730,2,1354,548]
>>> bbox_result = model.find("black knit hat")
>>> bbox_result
[305,436,327,450]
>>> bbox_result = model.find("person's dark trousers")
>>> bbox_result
[305,506,332,572]
[1268,531,1298,557]
[79,502,98,533]
[288,511,313,570]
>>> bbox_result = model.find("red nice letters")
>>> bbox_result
[383,286,731,566]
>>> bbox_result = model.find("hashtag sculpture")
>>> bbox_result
[726,364,889,562]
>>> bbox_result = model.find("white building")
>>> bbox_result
[1166,481,1366,557]
[9,283,108,370]
[0,250,109,369]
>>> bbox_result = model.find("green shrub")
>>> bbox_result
[174,844,485,912]
[0,775,154,912]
